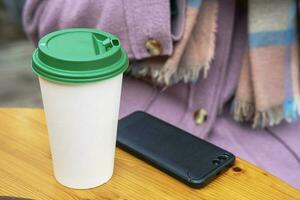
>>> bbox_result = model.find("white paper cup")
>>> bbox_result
[39,74,122,189]
[32,29,128,189]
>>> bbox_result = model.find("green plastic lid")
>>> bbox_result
[32,28,128,84]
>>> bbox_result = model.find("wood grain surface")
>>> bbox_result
[0,108,299,200]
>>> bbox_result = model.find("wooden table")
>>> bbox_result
[0,108,299,200]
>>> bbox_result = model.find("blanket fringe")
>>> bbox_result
[232,100,284,128]
[232,100,255,122]
[252,106,283,128]
[295,96,300,116]
[178,62,211,83]
[132,62,212,87]
[232,98,300,128]
[295,96,300,115]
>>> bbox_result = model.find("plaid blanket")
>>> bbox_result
[129,0,300,128]
[233,0,300,127]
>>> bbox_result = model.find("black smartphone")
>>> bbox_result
[117,111,235,188]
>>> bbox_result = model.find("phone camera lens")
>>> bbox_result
[217,155,228,161]
[212,159,221,166]
[222,153,231,157]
